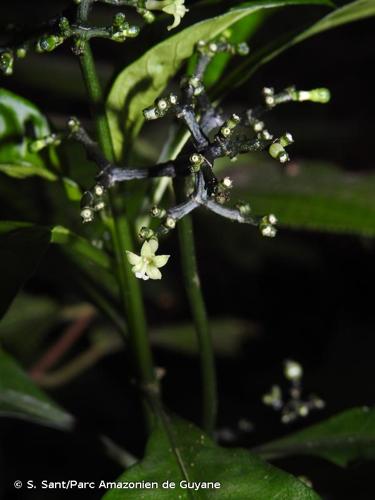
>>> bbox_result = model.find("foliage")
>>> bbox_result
[104,416,319,499]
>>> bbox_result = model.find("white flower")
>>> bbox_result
[145,0,188,30]
[126,239,170,280]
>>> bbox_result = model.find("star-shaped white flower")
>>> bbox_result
[145,0,188,30]
[126,239,170,280]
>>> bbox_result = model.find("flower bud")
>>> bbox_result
[36,35,63,53]
[0,51,14,75]
[284,359,303,381]
[164,216,176,229]
[292,88,331,104]
[269,142,289,163]
[16,47,27,59]
[150,206,166,218]
[81,207,94,223]
[279,132,294,147]
[139,227,155,240]
[236,42,249,56]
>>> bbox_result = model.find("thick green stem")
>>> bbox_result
[175,186,217,435]
[78,43,156,426]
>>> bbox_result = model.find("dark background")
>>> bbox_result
[0,0,375,498]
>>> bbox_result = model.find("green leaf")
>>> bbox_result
[0,222,51,320]
[0,348,74,430]
[232,159,375,236]
[103,416,319,499]
[0,88,57,180]
[51,226,112,271]
[151,317,257,356]
[51,226,119,301]
[0,293,59,365]
[214,0,375,95]
[62,177,83,202]
[254,407,375,467]
[106,0,332,160]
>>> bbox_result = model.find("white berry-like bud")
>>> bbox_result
[284,360,303,381]
[94,185,104,196]
[268,214,277,225]
[222,177,233,188]
[81,207,94,223]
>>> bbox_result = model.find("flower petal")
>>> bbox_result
[126,251,141,266]
[146,264,162,280]
[132,262,143,273]
[141,241,153,258]
[148,238,159,254]
[153,254,170,268]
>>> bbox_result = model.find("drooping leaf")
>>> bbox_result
[214,0,375,95]
[51,226,119,301]
[231,159,375,237]
[254,407,375,467]
[0,88,57,180]
[0,293,59,364]
[0,348,74,430]
[151,317,258,356]
[103,416,319,499]
[0,222,51,320]
[51,226,112,271]
[106,0,332,160]
[62,177,83,202]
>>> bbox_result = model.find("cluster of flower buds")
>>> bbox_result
[259,214,278,238]
[143,93,178,121]
[214,176,233,204]
[1,0,186,75]
[65,34,332,279]
[110,12,140,41]
[263,359,325,423]
[80,184,106,223]
[196,38,249,57]
[149,206,176,233]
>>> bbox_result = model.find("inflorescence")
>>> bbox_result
[69,38,329,278]
[263,360,325,424]
[4,0,331,281]
[0,0,188,75]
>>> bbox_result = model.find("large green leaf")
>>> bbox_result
[230,159,375,236]
[254,407,375,467]
[51,226,120,302]
[214,0,375,95]
[0,88,57,180]
[51,225,112,271]
[0,348,74,430]
[0,293,59,364]
[151,317,257,356]
[103,416,319,499]
[106,0,331,160]
[0,222,51,320]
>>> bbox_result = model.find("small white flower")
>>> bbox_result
[126,239,170,281]
[145,0,188,30]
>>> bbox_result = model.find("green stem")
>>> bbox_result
[78,41,156,426]
[175,183,217,435]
